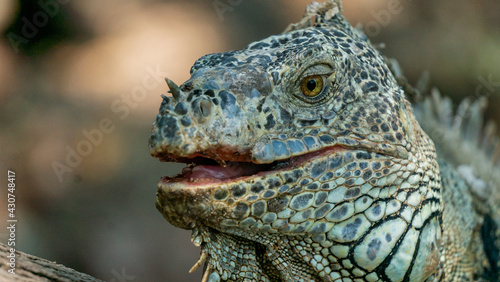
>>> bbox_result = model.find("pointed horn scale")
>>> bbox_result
[165,77,183,101]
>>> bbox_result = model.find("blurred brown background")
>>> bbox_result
[0,0,499,281]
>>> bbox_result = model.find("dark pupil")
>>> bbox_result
[306,79,317,91]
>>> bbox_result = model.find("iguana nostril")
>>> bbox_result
[199,98,212,117]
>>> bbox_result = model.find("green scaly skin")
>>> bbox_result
[149,1,500,281]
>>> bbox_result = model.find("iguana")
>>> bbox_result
[148,1,500,281]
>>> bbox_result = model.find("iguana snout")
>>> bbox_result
[149,65,275,165]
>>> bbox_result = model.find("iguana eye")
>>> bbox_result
[300,75,324,97]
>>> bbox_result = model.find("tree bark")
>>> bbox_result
[0,243,103,281]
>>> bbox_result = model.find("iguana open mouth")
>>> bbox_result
[161,145,346,186]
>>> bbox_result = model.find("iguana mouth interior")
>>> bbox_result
[162,145,346,185]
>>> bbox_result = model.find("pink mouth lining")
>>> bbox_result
[162,145,346,186]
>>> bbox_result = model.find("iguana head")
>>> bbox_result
[150,1,442,280]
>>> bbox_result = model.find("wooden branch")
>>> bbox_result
[0,243,103,281]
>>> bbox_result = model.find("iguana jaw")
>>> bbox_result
[155,141,400,232]
[155,144,352,231]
